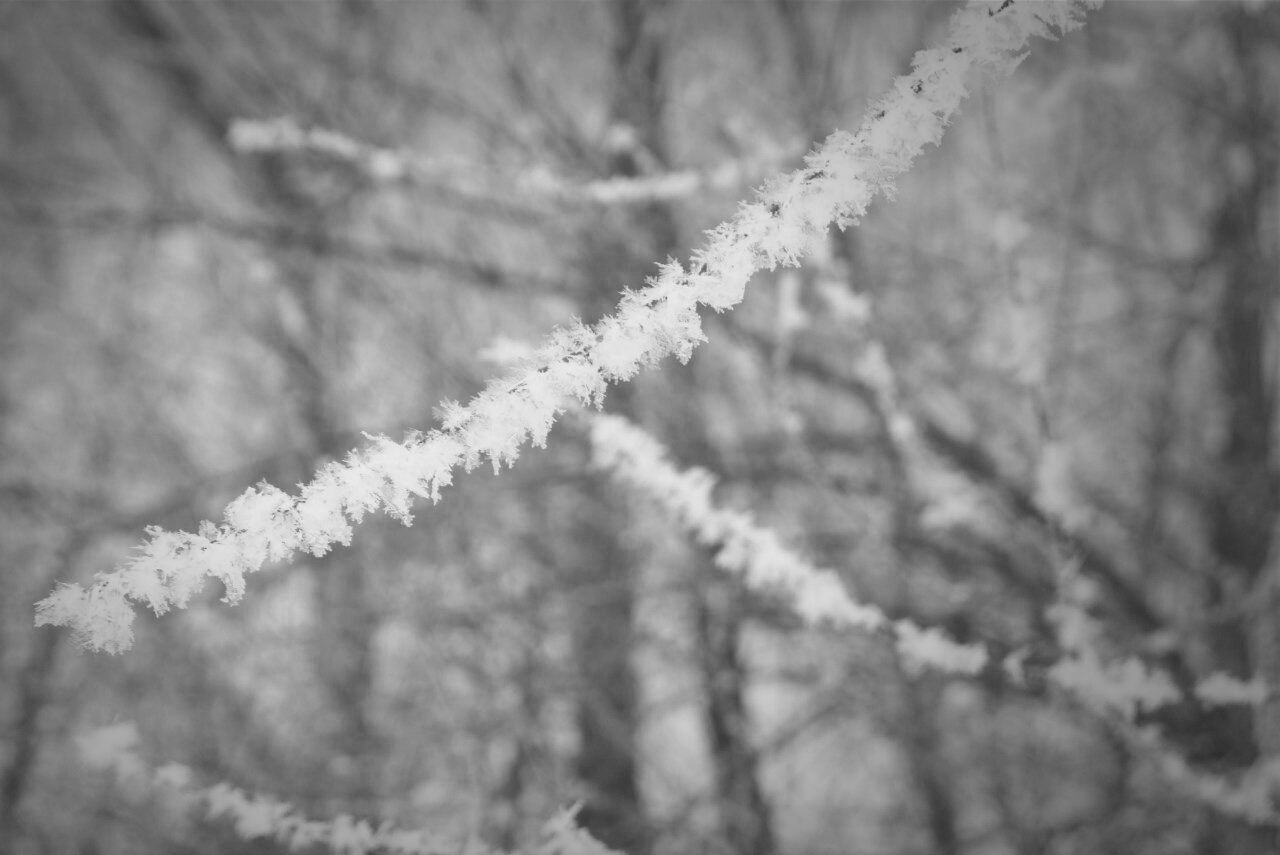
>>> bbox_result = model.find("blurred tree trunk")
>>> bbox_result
[0,625,61,855]
[565,2,675,850]
[581,3,778,849]
[568,497,647,853]
[769,3,969,844]
[693,567,775,855]
[110,0,385,815]
[0,216,65,855]
[893,667,961,855]
[1195,8,1279,853]
[834,216,965,855]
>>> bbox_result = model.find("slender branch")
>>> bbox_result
[586,411,1279,824]
[75,723,619,855]
[228,115,800,207]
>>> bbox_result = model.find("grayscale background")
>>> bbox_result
[0,3,1276,854]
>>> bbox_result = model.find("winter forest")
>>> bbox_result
[2,1,1280,853]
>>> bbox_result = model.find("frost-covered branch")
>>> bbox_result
[1043,573,1271,717]
[78,722,619,855]
[36,0,1102,654]
[229,115,798,206]
[587,411,1280,823]
[588,412,1270,708]
[588,412,987,675]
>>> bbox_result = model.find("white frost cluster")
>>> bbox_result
[1195,672,1271,706]
[895,621,989,676]
[38,0,1101,657]
[1047,652,1181,720]
[1041,573,1272,718]
[76,723,620,855]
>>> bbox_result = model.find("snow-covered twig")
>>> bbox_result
[36,0,1102,654]
[586,411,1279,823]
[588,412,1270,707]
[587,412,987,674]
[229,115,798,207]
[77,722,619,855]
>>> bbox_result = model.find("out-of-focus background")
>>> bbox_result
[1,2,1278,853]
